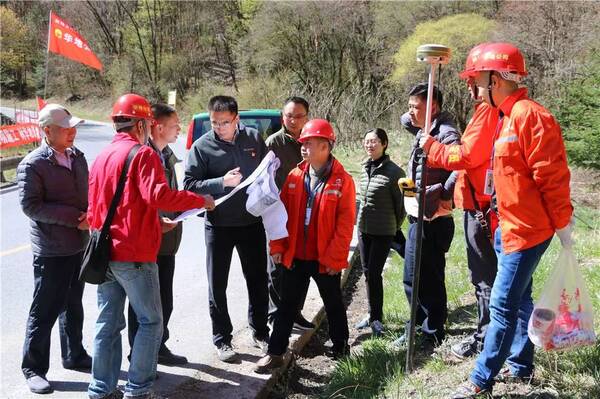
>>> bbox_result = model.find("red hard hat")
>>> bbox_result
[459,43,490,79]
[111,93,154,120]
[299,119,336,143]
[460,42,527,78]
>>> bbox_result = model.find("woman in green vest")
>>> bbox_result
[355,128,406,336]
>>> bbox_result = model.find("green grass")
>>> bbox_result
[326,144,600,398]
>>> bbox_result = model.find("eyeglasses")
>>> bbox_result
[364,139,381,145]
[210,119,235,128]
[283,113,307,120]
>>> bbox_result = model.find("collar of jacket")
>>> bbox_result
[40,137,83,163]
[498,87,528,117]
[361,154,389,168]
[210,126,242,145]
[297,155,344,177]
[282,126,301,143]
[147,139,180,165]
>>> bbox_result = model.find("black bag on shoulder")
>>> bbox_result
[79,145,141,284]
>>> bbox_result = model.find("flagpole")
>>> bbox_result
[43,10,52,100]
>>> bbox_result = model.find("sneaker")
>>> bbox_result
[450,381,492,398]
[370,320,384,337]
[136,392,165,399]
[451,338,480,359]
[215,343,238,363]
[252,335,269,355]
[390,333,408,349]
[253,354,284,374]
[293,314,315,331]
[26,374,53,394]
[158,346,188,366]
[354,315,370,330]
[63,352,92,370]
[494,367,534,384]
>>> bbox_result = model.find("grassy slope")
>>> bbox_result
[326,141,600,399]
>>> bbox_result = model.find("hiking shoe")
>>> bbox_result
[215,343,238,363]
[252,335,269,355]
[158,346,188,366]
[450,381,492,398]
[354,314,370,330]
[26,374,52,394]
[293,314,315,331]
[451,338,480,359]
[370,320,384,337]
[63,352,92,370]
[495,367,534,384]
[135,392,165,399]
[327,343,350,360]
[253,354,284,374]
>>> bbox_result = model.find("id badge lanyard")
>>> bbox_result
[303,172,326,235]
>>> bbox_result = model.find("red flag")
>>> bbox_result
[36,97,47,111]
[48,11,103,71]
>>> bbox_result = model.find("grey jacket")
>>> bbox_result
[265,127,302,189]
[17,140,89,257]
[184,124,267,227]
[357,155,406,236]
[401,111,460,218]
[149,140,183,256]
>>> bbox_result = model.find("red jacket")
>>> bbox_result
[270,157,356,273]
[88,133,205,262]
[494,88,572,253]
[427,103,500,210]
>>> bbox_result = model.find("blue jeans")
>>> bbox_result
[88,262,163,398]
[470,228,551,390]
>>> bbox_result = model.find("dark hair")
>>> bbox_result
[284,96,309,113]
[208,95,238,114]
[408,83,443,109]
[364,128,389,154]
[151,103,176,120]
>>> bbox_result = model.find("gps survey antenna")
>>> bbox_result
[405,44,451,373]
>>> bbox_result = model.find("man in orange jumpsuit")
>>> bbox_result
[452,43,574,398]
[420,44,500,359]
[253,119,356,373]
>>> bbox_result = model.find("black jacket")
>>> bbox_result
[17,140,89,256]
[149,140,183,256]
[401,111,460,218]
[184,124,267,227]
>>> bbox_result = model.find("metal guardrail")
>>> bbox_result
[0,156,23,183]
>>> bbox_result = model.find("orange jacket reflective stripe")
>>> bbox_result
[494,88,572,253]
[427,103,500,210]
[270,157,356,273]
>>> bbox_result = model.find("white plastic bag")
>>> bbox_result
[528,247,596,351]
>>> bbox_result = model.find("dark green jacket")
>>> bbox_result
[265,127,303,189]
[357,155,406,236]
[149,140,183,256]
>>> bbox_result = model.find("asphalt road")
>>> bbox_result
[0,118,257,398]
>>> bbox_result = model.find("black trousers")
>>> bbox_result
[267,256,309,323]
[357,232,394,322]
[403,216,454,339]
[205,222,269,347]
[464,210,498,347]
[128,254,175,350]
[268,259,349,356]
[22,252,86,378]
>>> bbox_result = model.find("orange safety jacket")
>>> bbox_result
[427,103,500,211]
[270,157,356,273]
[494,88,572,253]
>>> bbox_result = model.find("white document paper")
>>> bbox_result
[173,151,277,222]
